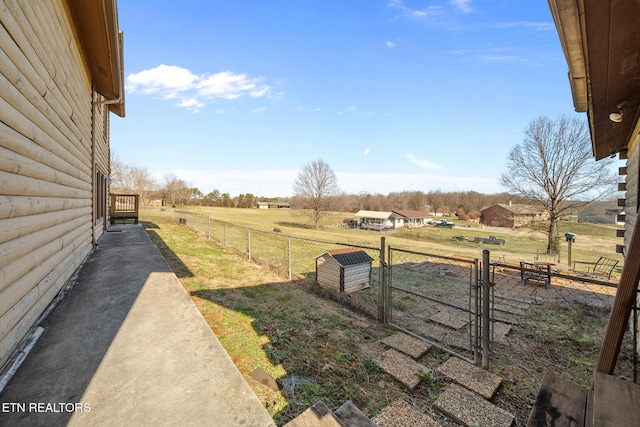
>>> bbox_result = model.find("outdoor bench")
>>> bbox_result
[520,261,551,289]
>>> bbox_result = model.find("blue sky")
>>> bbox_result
[111,0,579,197]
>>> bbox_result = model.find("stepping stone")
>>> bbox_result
[442,330,471,350]
[493,302,528,316]
[372,400,441,427]
[333,400,376,427]
[493,297,532,311]
[380,332,431,359]
[492,322,512,343]
[420,322,453,341]
[436,357,502,399]
[284,400,341,427]
[433,384,514,427]
[374,349,427,390]
[430,308,469,329]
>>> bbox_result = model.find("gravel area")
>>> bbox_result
[380,332,431,358]
[433,384,514,427]
[374,348,427,390]
[437,357,502,399]
[372,400,441,427]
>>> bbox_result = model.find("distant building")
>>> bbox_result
[354,210,395,230]
[391,210,433,228]
[257,201,290,209]
[480,204,549,228]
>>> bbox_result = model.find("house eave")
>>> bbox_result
[548,0,640,160]
[67,0,125,117]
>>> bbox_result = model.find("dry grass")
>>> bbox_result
[141,208,632,426]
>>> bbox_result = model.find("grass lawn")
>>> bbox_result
[142,212,413,425]
[140,207,629,425]
[160,206,625,274]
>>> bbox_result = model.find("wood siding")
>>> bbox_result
[0,0,110,367]
[625,134,638,249]
[316,255,371,293]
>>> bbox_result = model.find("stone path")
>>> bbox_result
[374,332,515,427]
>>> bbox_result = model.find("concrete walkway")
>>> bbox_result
[0,224,275,427]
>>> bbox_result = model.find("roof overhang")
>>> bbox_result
[67,0,125,117]
[548,0,640,159]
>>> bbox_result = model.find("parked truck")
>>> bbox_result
[473,236,506,245]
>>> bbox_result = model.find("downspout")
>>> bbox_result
[96,96,121,106]
[91,91,97,248]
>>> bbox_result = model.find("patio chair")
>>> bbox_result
[573,257,619,280]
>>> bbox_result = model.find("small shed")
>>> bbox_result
[315,248,374,293]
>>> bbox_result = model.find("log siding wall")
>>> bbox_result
[0,0,111,367]
[625,135,638,247]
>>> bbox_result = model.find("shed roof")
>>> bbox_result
[392,210,432,219]
[316,248,373,266]
[354,210,393,220]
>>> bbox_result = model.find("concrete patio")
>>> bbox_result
[0,224,275,426]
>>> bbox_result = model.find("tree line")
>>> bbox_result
[110,154,528,217]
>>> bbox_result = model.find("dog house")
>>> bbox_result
[315,248,373,293]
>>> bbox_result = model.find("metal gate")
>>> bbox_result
[380,243,488,364]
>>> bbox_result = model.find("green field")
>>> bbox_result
[144,206,625,275]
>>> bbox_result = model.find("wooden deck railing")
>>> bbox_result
[109,194,139,224]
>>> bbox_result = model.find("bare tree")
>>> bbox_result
[427,190,446,216]
[293,159,340,228]
[128,166,158,205]
[163,173,190,207]
[500,116,618,251]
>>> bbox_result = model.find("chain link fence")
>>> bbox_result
[173,209,383,317]
[170,209,638,382]
[385,246,483,363]
[488,260,638,389]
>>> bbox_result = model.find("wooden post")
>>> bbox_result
[596,222,640,376]
[378,237,386,323]
[288,238,292,281]
[482,250,491,370]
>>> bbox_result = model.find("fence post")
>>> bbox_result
[288,238,292,281]
[378,236,386,323]
[474,258,481,365]
[482,249,491,370]
[248,229,251,259]
[207,216,211,239]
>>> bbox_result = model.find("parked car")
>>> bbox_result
[433,219,455,228]
[452,236,468,241]
[473,236,506,245]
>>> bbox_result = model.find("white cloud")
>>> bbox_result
[450,0,472,13]
[363,147,370,156]
[252,107,267,113]
[125,64,271,112]
[387,0,445,20]
[126,64,198,95]
[337,105,358,115]
[405,153,443,170]
[386,41,396,48]
[176,98,205,112]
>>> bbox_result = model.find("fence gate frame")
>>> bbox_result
[379,245,492,367]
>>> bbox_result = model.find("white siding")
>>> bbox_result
[316,255,342,291]
[342,263,371,293]
[316,254,371,293]
[0,0,109,367]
